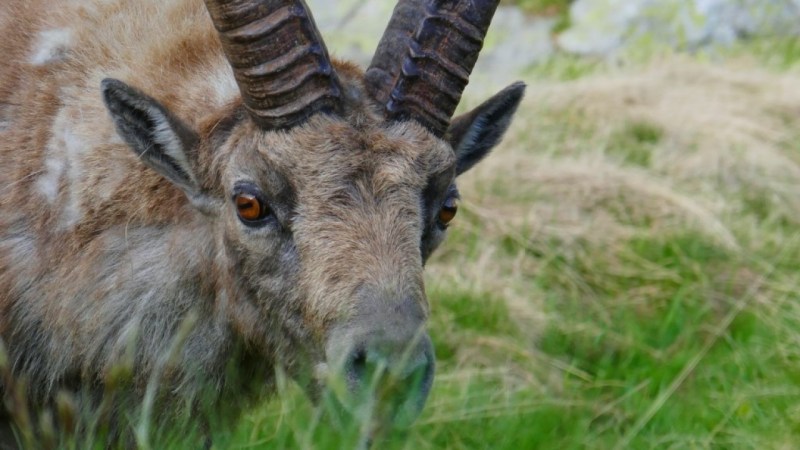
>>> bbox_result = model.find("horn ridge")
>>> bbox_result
[237,43,325,77]
[204,0,341,130]
[249,88,340,120]
[241,67,337,104]
[366,0,501,137]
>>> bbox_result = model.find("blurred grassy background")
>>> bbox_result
[512,0,571,15]
[512,0,572,31]
[212,1,800,448]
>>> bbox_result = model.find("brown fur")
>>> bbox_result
[0,0,522,438]
[0,1,454,418]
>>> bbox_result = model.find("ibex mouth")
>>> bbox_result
[319,323,435,429]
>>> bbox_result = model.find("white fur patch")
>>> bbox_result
[62,123,88,228]
[29,28,74,66]
[36,155,65,201]
[37,110,88,229]
[37,112,70,202]
[208,63,239,106]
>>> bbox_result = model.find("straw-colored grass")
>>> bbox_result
[410,50,800,449]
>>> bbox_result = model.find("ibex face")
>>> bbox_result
[98,0,525,425]
[216,108,452,423]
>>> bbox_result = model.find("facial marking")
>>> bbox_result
[206,61,239,107]
[29,28,73,66]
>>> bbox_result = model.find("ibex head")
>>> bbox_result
[100,0,524,426]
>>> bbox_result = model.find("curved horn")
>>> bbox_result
[203,0,341,129]
[365,0,500,137]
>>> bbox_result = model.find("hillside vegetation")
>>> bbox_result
[218,46,800,449]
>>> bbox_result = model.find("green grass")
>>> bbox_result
[534,231,791,447]
[606,121,663,168]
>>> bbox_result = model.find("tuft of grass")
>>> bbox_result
[606,121,663,167]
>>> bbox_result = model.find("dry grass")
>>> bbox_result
[434,53,800,311]
[467,55,800,236]
[415,53,800,448]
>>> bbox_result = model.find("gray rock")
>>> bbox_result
[306,0,549,93]
[559,0,800,56]
[307,0,395,66]
[472,7,556,89]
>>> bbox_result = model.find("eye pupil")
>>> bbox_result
[235,193,263,221]
[438,198,458,226]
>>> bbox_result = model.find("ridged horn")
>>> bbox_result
[203,0,341,129]
[365,0,500,137]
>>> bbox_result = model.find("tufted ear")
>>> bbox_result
[101,78,201,197]
[447,82,526,176]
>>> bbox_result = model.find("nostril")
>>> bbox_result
[352,348,367,374]
[327,332,435,426]
[346,347,368,387]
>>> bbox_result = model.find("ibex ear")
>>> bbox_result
[447,82,526,176]
[101,78,201,197]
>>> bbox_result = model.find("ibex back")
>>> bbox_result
[0,0,524,436]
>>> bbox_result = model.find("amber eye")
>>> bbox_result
[438,196,458,227]
[234,192,269,223]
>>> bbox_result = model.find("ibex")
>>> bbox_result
[0,0,524,439]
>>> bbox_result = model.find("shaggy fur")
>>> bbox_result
[0,0,524,436]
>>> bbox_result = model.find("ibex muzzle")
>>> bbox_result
[0,0,525,436]
[326,289,434,425]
